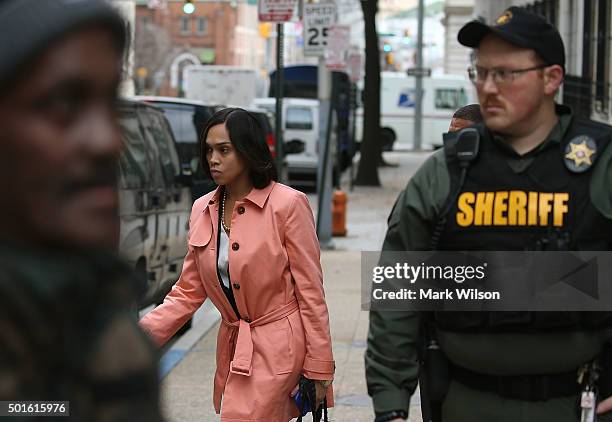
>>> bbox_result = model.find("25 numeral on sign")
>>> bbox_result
[307,27,329,47]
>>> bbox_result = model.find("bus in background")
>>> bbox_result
[356,72,476,151]
[269,65,358,175]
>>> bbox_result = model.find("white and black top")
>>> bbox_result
[217,190,240,319]
[217,227,231,289]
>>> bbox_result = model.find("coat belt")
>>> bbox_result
[222,299,299,377]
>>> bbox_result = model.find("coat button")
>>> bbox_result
[244,317,252,323]
[237,206,245,215]
[209,199,215,205]
[232,242,239,251]
[233,283,240,290]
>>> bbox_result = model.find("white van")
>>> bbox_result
[356,72,476,150]
[252,97,325,186]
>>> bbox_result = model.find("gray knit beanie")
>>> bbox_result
[0,0,127,84]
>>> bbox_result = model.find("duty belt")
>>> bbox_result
[452,364,582,401]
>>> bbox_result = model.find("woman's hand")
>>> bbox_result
[289,379,332,410]
[314,380,332,408]
[597,396,612,414]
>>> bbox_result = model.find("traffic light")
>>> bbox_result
[183,0,195,14]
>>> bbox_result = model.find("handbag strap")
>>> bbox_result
[295,378,329,422]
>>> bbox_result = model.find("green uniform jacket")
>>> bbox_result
[365,108,612,415]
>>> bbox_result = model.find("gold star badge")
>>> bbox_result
[564,136,598,173]
[565,140,595,167]
[495,11,513,26]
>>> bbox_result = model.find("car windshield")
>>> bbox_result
[157,103,199,144]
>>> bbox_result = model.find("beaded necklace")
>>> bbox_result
[221,188,231,234]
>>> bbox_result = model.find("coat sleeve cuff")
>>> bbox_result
[371,389,411,414]
[302,357,335,379]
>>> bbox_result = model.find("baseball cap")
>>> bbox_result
[458,6,565,72]
[0,0,127,85]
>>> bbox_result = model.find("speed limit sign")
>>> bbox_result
[303,3,337,57]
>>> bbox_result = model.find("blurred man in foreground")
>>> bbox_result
[0,0,163,420]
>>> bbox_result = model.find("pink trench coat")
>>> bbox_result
[140,182,335,421]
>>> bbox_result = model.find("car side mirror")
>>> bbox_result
[175,165,194,186]
[190,157,200,174]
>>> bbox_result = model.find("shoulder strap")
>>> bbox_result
[430,126,482,250]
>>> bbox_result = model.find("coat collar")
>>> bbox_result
[243,181,275,209]
[206,181,275,210]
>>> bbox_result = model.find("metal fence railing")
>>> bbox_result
[563,75,611,120]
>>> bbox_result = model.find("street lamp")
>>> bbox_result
[183,0,195,14]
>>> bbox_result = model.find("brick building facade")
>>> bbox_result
[134,0,264,96]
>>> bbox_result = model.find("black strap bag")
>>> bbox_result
[295,376,329,422]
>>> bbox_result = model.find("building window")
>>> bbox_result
[562,0,610,120]
[594,0,609,115]
[197,18,208,35]
[180,16,191,35]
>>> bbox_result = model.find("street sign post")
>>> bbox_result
[413,0,425,151]
[303,3,337,57]
[305,2,337,248]
[258,0,298,22]
[258,0,295,182]
[325,25,350,70]
[406,67,432,78]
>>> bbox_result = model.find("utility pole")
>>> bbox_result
[316,57,334,250]
[275,23,285,181]
[413,0,424,151]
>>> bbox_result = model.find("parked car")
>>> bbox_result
[134,96,220,202]
[239,105,289,183]
[136,97,286,189]
[252,97,331,187]
[116,98,192,308]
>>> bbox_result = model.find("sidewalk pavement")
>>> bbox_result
[158,151,432,422]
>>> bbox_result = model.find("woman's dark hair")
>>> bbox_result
[200,107,277,189]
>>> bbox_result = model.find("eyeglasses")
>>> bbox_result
[467,64,549,86]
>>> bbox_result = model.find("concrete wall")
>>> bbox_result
[443,0,475,76]
[474,0,530,23]
[113,0,136,96]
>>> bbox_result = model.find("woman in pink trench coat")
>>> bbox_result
[140,108,335,422]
